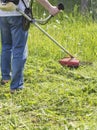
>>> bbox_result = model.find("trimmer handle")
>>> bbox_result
[57,3,64,10]
[34,3,64,25]
[16,3,64,25]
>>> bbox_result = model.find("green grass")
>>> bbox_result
[0,15,97,129]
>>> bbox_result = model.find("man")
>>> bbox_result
[0,0,59,93]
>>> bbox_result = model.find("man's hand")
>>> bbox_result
[0,2,17,11]
[48,6,59,16]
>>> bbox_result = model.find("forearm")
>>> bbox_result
[36,0,53,12]
[36,0,59,15]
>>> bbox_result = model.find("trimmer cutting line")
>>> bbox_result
[16,3,80,68]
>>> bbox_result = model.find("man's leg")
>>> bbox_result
[9,16,28,90]
[0,17,12,82]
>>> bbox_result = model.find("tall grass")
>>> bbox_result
[28,10,97,62]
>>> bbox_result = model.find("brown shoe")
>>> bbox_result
[10,88,23,94]
[1,80,9,85]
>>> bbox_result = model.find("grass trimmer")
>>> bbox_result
[16,3,80,68]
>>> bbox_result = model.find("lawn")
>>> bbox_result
[0,14,97,129]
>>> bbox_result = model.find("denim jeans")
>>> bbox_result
[0,16,28,90]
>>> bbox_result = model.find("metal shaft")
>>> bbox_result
[16,8,74,58]
[33,22,74,58]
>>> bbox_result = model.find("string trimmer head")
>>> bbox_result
[59,57,80,68]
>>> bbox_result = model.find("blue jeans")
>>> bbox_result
[0,16,28,90]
